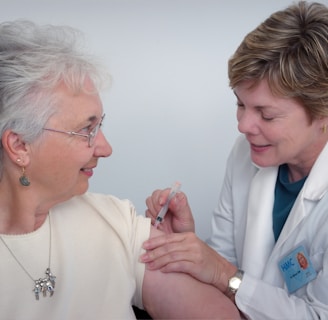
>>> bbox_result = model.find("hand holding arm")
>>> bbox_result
[141,232,237,293]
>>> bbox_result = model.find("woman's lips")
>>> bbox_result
[80,168,94,177]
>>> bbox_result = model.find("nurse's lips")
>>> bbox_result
[250,143,271,152]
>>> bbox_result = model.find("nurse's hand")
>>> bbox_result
[141,232,237,292]
[145,188,195,233]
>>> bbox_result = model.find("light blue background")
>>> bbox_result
[2,0,326,239]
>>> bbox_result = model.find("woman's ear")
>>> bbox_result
[1,130,30,165]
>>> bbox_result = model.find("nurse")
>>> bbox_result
[141,1,328,319]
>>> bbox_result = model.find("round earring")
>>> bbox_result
[19,167,30,187]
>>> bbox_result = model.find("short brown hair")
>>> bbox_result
[228,1,328,120]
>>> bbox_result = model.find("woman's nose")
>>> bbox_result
[94,130,112,158]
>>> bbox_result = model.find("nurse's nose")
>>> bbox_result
[237,108,259,135]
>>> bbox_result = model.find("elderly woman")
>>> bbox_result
[0,20,240,319]
[142,1,328,319]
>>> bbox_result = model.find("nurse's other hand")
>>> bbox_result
[141,231,237,292]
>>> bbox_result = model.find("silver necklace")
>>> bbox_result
[0,213,56,300]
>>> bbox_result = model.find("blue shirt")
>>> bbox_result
[273,164,307,241]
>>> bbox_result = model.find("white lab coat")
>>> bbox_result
[208,134,328,319]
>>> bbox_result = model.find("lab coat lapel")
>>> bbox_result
[242,166,277,278]
[275,141,328,248]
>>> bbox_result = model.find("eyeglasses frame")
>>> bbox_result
[43,114,105,147]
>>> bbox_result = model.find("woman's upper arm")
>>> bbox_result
[142,226,241,319]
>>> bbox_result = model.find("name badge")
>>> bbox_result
[278,245,317,294]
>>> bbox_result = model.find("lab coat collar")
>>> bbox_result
[242,142,328,278]
[275,141,328,248]
[302,141,328,200]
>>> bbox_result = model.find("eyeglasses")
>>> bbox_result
[43,114,105,148]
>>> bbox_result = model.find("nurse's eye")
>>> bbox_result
[261,114,274,121]
[256,107,274,121]
[236,101,244,108]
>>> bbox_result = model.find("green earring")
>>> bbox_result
[19,167,30,187]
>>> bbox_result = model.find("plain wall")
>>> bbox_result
[2,0,327,240]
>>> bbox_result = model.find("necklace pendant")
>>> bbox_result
[45,268,56,296]
[34,280,42,300]
[33,268,56,300]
